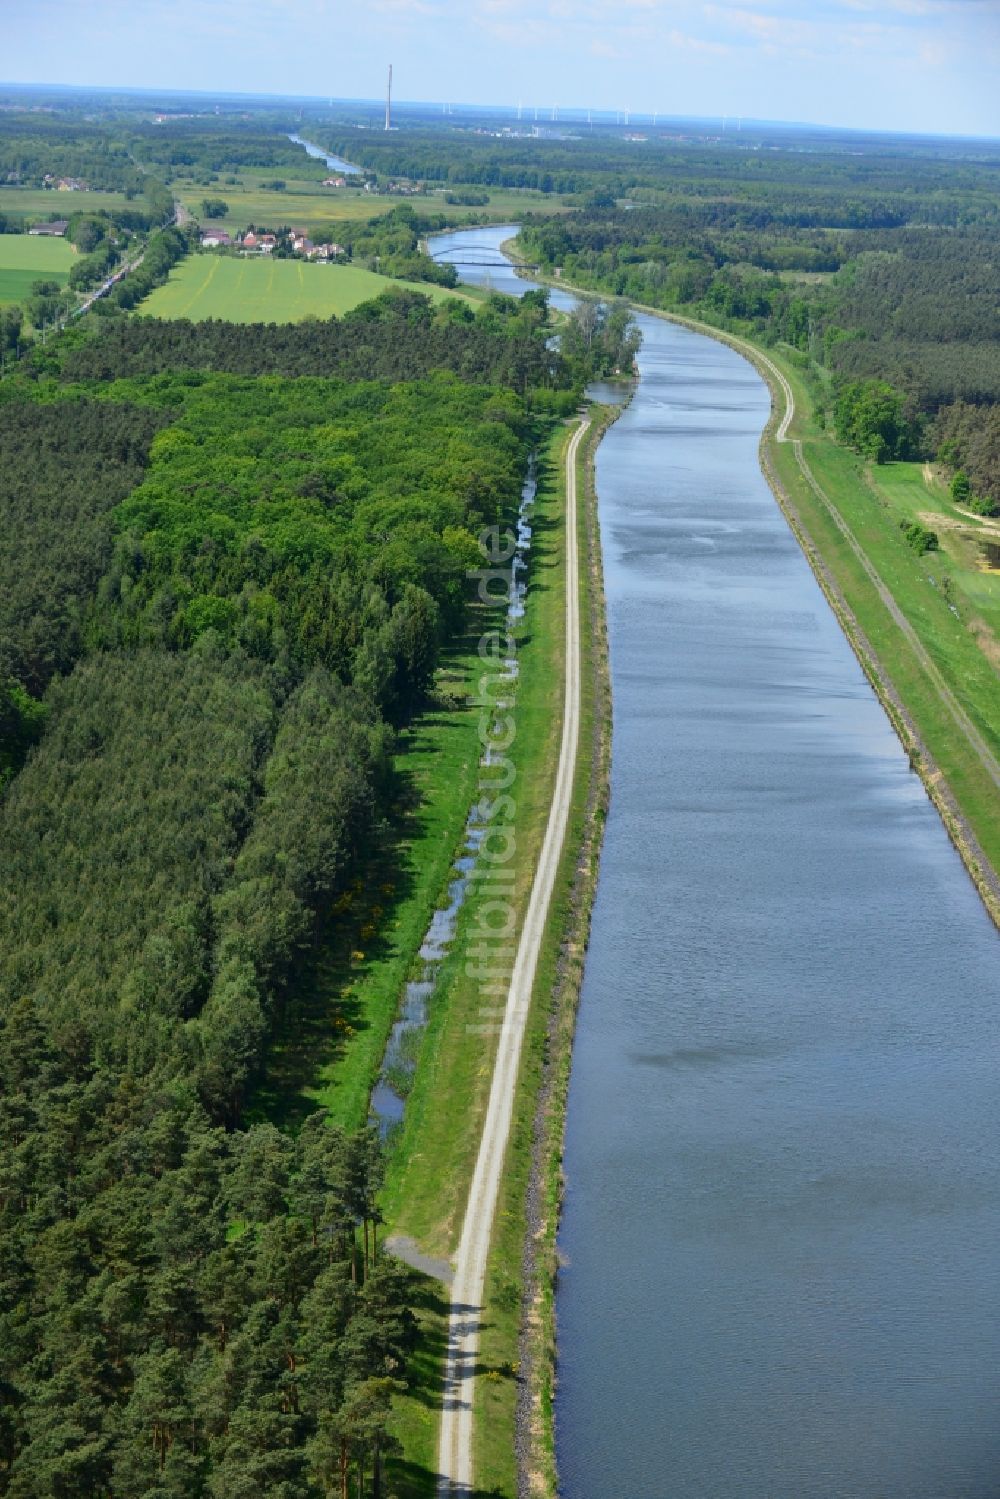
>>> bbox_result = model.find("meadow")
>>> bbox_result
[0,233,76,304]
[871,460,1000,645]
[171,172,570,240]
[0,187,134,220]
[139,251,474,321]
[171,173,389,235]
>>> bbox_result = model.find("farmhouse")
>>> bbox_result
[241,231,277,253]
[200,230,233,248]
[323,176,348,188]
[29,220,69,236]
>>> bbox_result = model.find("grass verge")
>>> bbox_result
[249,414,593,1496]
[506,403,620,1498]
[762,401,1000,920]
[378,404,621,1498]
[380,413,604,1498]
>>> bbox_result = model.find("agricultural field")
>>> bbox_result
[139,251,475,321]
[171,173,570,239]
[0,187,134,220]
[0,233,76,304]
[171,173,389,235]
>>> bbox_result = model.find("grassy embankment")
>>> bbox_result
[377,409,613,1498]
[378,419,572,1497]
[0,233,76,305]
[138,252,476,321]
[478,407,616,1499]
[870,460,1000,646]
[755,348,1000,909]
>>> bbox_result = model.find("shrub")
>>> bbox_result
[900,520,938,555]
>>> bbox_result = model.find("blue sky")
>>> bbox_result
[6,0,1000,136]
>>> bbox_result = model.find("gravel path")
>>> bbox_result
[436,416,589,1495]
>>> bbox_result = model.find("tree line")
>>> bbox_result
[45,285,578,401]
[518,175,1000,502]
[0,280,594,1492]
[0,114,148,194]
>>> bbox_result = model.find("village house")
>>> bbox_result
[200,229,232,248]
[241,231,277,253]
[322,176,348,188]
[309,243,345,261]
[29,220,69,236]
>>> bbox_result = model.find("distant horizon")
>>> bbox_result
[4,78,1000,148]
[7,0,1000,140]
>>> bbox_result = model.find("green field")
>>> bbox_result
[0,233,76,304]
[172,174,390,235]
[140,252,474,321]
[869,460,1000,643]
[0,188,133,221]
[173,174,570,240]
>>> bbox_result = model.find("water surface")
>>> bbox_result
[438,223,1000,1499]
[288,132,361,175]
[557,313,1000,1499]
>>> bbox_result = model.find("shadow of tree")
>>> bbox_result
[386,1459,507,1499]
[246,634,482,1133]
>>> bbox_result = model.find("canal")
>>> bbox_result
[434,224,1000,1499]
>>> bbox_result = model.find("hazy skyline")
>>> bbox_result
[6,0,1000,138]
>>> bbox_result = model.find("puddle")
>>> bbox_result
[369,824,485,1134]
[370,460,538,1136]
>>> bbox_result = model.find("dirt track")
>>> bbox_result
[436,416,589,1495]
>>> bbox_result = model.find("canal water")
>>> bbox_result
[288,132,361,175]
[437,225,1000,1498]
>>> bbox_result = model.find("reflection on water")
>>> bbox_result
[428,223,579,314]
[557,312,1000,1499]
[439,223,1000,1499]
